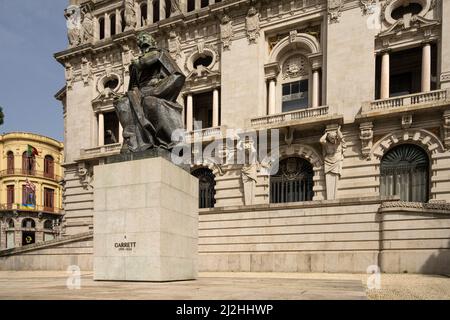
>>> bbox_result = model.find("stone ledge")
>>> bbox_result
[200,196,399,215]
[380,201,450,215]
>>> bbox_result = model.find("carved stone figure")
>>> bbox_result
[124,0,137,31]
[328,0,344,23]
[320,125,346,200]
[359,122,373,159]
[220,15,233,50]
[360,0,376,15]
[246,7,261,43]
[64,5,82,47]
[168,31,182,59]
[81,11,94,44]
[114,32,186,152]
[444,110,450,149]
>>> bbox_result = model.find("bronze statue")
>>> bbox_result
[114,32,186,153]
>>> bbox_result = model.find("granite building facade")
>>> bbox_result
[41,0,450,273]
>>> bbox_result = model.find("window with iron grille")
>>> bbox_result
[192,168,216,209]
[270,157,314,204]
[380,144,429,203]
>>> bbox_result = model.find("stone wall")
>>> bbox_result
[0,232,93,271]
[198,198,450,274]
[62,164,95,235]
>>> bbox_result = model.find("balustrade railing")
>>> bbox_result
[363,89,449,113]
[251,105,329,127]
[80,143,122,157]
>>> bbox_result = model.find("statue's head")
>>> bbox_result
[137,32,157,53]
[327,131,338,144]
[222,15,230,24]
[248,7,257,16]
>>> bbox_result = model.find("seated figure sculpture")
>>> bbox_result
[114,32,186,152]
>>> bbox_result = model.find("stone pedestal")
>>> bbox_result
[93,157,199,282]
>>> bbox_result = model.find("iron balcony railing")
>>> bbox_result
[0,169,62,182]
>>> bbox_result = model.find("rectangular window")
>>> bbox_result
[7,185,14,209]
[282,80,309,112]
[104,112,120,145]
[193,91,214,129]
[44,188,55,212]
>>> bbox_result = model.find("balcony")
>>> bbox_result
[185,126,227,143]
[0,169,62,182]
[0,203,62,214]
[360,89,450,118]
[79,143,122,160]
[250,106,337,129]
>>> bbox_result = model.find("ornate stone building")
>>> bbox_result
[0,133,64,250]
[44,0,450,273]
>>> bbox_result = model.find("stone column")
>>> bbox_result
[119,123,124,144]
[160,0,166,20]
[422,43,432,92]
[14,179,19,209]
[186,94,194,131]
[147,0,153,24]
[136,2,142,27]
[115,8,121,33]
[213,88,220,127]
[195,0,201,10]
[268,79,276,115]
[94,17,99,40]
[180,0,188,13]
[312,69,320,108]
[104,13,111,38]
[380,51,390,99]
[98,113,105,146]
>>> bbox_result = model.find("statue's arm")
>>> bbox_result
[320,132,328,145]
[128,63,139,91]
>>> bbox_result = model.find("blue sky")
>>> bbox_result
[0,0,69,141]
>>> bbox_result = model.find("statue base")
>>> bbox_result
[93,156,199,282]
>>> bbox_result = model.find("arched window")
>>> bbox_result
[8,219,14,229]
[99,17,105,40]
[270,157,314,204]
[110,13,116,36]
[7,151,14,174]
[22,218,36,229]
[192,168,216,209]
[44,220,53,230]
[140,3,148,26]
[22,151,35,175]
[380,144,429,203]
[44,155,54,179]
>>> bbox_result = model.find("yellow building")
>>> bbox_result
[0,132,64,249]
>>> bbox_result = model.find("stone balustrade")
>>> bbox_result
[185,126,225,143]
[363,89,449,113]
[250,105,329,127]
[80,143,122,157]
